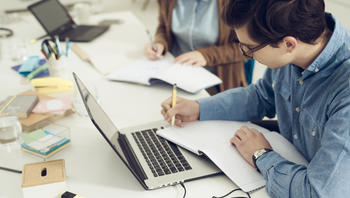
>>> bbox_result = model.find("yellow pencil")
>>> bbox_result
[171,84,177,126]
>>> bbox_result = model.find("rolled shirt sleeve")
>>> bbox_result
[198,69,276,121]
[256,106,350,198]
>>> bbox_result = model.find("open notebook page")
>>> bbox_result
[107,58,169,85]
[154,62,222,93]
[107,58,222,93]
[157,120,308,192]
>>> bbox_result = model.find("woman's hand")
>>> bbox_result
[145,43,165,60]
[175,51,207,66]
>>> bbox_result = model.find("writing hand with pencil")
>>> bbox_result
[161,95,200,127]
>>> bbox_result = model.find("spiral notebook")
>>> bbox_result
[157,120,308,192]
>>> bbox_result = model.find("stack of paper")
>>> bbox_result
[21,129,70,158]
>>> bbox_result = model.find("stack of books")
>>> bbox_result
[18,91,73,132]
[0,95,39,118]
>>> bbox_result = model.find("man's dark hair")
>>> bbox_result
[222,0,327,47]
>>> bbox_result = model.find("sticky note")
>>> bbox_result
[18,56,40,74]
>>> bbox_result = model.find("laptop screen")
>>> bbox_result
[73,73,129,165]
[29,0,71,33]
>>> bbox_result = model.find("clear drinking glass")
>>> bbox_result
[72,3,92,25]
[0,116,22,145]
[8,37,29,62]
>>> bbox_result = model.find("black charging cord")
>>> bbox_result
[212,188,251,198]
[180,182,186,198]
[179,182,251,198]
[0,27,13,38]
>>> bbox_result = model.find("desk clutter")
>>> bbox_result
[41,37,72,60]
[11,57,49,81]
[21,128,71,158]
[22,159,66,188]
[21,159,86,198]
[31,77,73,94]
[0,90,74,132]
[0,90,73,159]
[10,36,74,92]
[22,159,67,197]
[19,91,74,132]
[0,95,39,118]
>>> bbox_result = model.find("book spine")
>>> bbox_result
[25,96,39,118]
[0,96,16,116]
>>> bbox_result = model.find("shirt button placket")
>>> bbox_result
[312,130,317,137]
[294,106,301,141]
[293,134,298,140]
[299,80,304,86]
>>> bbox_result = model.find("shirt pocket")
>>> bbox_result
[299,108,321,141]
[273,81,291,102]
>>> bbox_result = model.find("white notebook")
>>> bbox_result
[157,120,308,192]
[106,58,222,94]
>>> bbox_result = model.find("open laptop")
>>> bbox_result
[73,72,221,190]
[28,0,109,42]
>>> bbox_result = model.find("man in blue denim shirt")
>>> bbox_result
[161,0,350,197]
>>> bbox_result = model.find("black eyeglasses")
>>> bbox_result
[238,40,272,59]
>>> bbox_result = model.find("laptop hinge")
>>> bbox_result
[118,134,148,180]
[51,21,74,37]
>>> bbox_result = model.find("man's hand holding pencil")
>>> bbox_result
[161,93,200,127]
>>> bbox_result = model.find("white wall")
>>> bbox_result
[325,0,350,29]
[252,0,350,83]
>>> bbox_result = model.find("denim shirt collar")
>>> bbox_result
[299,13,345,80]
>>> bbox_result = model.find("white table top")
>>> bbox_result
[0,11,270,198]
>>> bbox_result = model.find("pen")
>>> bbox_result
[146,29,158,52]
[41,49,49,60]
[44,40,58,60]
[51,43,58,56]
[0,166,22,174]
[70,44,101,74]
[42,43,50,58]
[55,36,63,57]
[65,38,72,57]
[171,84,177,126]
[26,63,49,81]
[65,37,68,51]
[49,53,56,61]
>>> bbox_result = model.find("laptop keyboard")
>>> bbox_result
[62,26,100,39]
[132,128,192,177]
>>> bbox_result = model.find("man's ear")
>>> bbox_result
[281,36,297,53]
